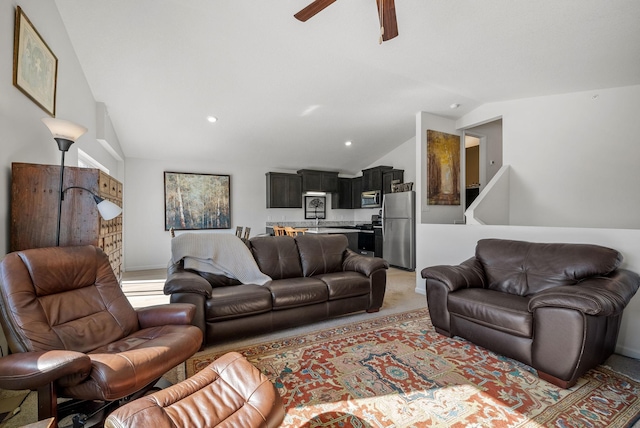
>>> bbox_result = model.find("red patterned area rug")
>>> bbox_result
[186,309,640,427]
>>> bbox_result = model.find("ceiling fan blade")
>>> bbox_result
[376,0,398,41]
[294,0,337,22]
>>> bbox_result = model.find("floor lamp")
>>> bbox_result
[41,118,122,246]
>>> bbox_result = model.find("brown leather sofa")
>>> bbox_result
[421,238,640,388]
[165,234,389,346]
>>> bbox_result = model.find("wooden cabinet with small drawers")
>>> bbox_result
[11,163,123,280]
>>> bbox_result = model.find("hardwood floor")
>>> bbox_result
[121,268,169,308]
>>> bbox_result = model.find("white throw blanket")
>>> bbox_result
[171,233,271,285]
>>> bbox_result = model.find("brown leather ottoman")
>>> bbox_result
[104,352,284,428]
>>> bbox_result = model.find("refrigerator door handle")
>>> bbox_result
[381,197,386,239]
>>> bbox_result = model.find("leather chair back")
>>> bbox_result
[250,236,303,280]
[0,246,139,354]
[295,234,347,277]
[476,239,623,296]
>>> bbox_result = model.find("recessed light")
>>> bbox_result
[345,141,352,146]
[207,116,218,123]
[450,103,460,109]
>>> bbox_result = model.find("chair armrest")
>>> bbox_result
[137,303,197,328]
[342,249,389,277]
[164,262,213,297]
[0,350,91,391]
[421,258,486,292]
[529,269,640,316]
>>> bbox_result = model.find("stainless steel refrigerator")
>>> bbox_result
[381,191,415,270]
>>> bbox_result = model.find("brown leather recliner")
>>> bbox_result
[421,238,640,388]
[0,246,203,425]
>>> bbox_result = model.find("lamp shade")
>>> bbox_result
[41,118,88,141]
[96,199,122,220]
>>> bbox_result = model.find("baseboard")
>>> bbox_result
[615,344,640,360]
[124,264,168,272]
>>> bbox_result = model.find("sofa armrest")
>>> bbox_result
[0,350,91,391]
[170,293,207,348]
[342,249,389,277]
[420,258,486,292]
[164,262,213,297]
[529,269,640,316]
[137,303,196,328]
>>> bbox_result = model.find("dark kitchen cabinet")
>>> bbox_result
[351,176,362,208]
[297,169,339,193]
[331,177,352,209]
[361,166,392,192]
[383,169,404,194]
[266,172,302,208]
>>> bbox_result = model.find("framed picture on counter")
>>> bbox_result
[164,171,231,230]
[304,196,326,219]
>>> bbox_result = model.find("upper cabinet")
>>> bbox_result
[351,177,363,209]
[267,166,402,210]
[361,166,392,192]
[331,177,353,209]
[266,172,302,208]
[297,169,339,193]
[383,169,404,194]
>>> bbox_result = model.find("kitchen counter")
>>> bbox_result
[304,228,359,234]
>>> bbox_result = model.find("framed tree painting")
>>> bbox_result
[13,6,58,116]
[427,130,461,205]
[305,196,326,219]
[164,172,231,230]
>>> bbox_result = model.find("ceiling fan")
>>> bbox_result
[294,0,398,43]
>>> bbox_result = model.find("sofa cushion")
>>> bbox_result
[197,271,242,288]
[295,234,347,277]
[265,278,328,310]
[249,236,303,280]
[448,288,533,338]
[314,272,370,300]
[206,285,272,322]
[476,239,623,296]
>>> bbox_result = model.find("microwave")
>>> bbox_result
[361,190,381,208]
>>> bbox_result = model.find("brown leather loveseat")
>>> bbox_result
[421,238,640,388]
[165,233,388,346]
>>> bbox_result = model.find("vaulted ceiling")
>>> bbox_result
[55,0,640,174]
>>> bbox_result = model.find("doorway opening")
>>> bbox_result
[465,136,481,209]
[462,118,503,210]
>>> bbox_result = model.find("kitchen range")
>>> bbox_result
[353,217,382,258]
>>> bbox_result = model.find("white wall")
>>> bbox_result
[465,119,503,188]
[458,86,640,229]
[416,85,640,358]
[0,1,123,256]
[416,112,464,224]
[125,137,417,270]
[351,136,417,223]
[124,160,358,270]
